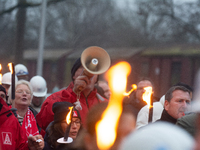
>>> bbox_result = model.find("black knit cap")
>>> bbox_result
[0,85,7,96]
[52,102,81,123]
[71,58,82,81]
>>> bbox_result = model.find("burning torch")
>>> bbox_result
[95,61,131,150]
[8,63,15,100]
[57,106,74,144]
[142,86,153,123]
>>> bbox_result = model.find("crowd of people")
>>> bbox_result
[1,46,200,150]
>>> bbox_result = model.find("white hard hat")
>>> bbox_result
[2,72,18,85]
[30,75,47,97]
[15,64,29,76]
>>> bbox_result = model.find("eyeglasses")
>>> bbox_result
[62,119,81,126]
[71,120,81,126]
[16,89,31,95]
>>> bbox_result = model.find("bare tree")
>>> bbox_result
[135,0,200,44]
[0,0,76,63]
[2,0,199,62]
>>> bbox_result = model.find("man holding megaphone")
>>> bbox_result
[36,46,111,134]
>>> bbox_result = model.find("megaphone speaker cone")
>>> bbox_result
[81,46,111,77]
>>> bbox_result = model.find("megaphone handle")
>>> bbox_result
[77,92,80,102]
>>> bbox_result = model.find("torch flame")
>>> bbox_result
[96,61,131,150]
[123,84,137,96]
[8,63,13,74]
[0,64,2,84]
[66,106,73,124]
[142,86,153,108]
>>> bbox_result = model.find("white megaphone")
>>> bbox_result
[81,46,111,78]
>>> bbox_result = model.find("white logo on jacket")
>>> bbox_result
[2,132,12,145]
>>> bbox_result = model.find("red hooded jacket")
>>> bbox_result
[0,98,28,150]
[36,82,106,132]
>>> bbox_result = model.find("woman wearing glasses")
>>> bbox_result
[44,101,82,150]
[8,80,40,138]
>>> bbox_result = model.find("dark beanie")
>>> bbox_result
[0,85,6,95]
[71,58,82,81]
[52,102,81,123]
[52,102,73,123]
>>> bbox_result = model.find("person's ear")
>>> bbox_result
[73,75,76,81]
[164,100,169,111]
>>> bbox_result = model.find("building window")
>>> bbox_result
[171,62,181,86]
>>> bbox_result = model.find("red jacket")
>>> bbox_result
[36,82,106,131]
[0,98,28,150]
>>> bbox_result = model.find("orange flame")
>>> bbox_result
[0,64,2,84]
[123,84,137,96]
[142,86,153,108]
[96,61,131,150]
[8,63,13,74]
[66,106,73,124]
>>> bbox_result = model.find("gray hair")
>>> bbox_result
[165,86,191,102]
[8,80,33,104]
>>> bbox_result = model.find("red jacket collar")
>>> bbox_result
[0,98,10,115]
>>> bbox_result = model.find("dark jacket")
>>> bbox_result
[44,122,55,150]
[29,105,41,132]
[176,112,197,137]
[157,109,177,124]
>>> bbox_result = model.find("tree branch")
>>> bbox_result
[0,0,69,16]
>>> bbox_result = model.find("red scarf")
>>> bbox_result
[21,108,39,137]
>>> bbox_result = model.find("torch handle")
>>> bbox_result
[11,63,15,100]
[64,125,71,141]
[148,94,154,123]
